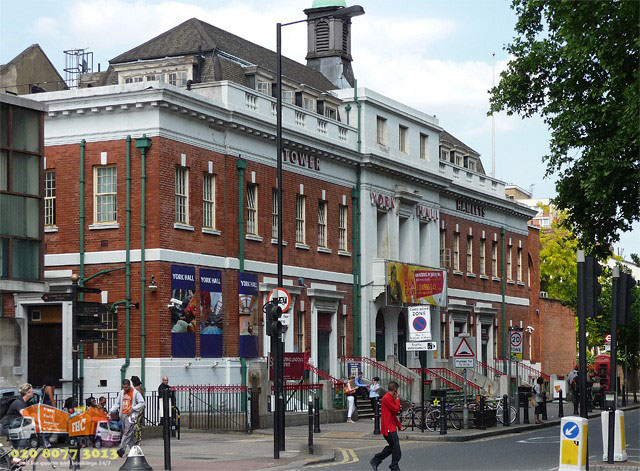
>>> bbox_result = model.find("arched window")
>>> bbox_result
[316,20,329,52]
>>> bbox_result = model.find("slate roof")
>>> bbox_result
[110,18,337,92]
[0,44,67,88]
[440,129,480,156]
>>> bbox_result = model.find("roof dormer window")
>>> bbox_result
[257,81,270,95]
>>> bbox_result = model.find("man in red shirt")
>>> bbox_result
[370,381,402,471]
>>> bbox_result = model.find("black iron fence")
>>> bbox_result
[271,383,323,412]
[172,385,249,432]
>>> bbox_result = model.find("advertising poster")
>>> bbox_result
[200,268,223,357]
[170,264,197,357]
[386,261,447,307]
[238,272,259,358]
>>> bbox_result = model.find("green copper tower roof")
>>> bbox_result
[311,0,347,8]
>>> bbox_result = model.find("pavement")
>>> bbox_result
[16,401,639,470]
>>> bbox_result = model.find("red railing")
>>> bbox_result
[341,357,414,384]
[495,360,550,381]
[428,368,481,393]
[305,362,344,388]
[411,368,461,391]
[476,360,504,380]
[172,385,247,392]
[339,357,414,401]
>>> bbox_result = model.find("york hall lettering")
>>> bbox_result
[282,148,320,171]
[456,200,485,218]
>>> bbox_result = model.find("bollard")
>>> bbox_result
[308,396,314,455]
[542,391,548,421]
[523,393,530,424]
[162,388,172,471]
[373,397,381,435]
[558,390,564,418]
[478,396,486,430]
[440,391,447,435]
[313,396,321,433]
[558,416,588,471]
[601,410,628,462]
[621,385,627,406]
[502,395,509,427]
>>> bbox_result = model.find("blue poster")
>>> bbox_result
[200,268,223,357]
[170,264,197,357]
[238,272,259,358]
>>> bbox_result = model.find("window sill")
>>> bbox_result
[271,239,288,246]
[338,250,352,257]
[174,223,195,232]
[202,228,221,236]
[89,223,120,230]
[295,243,310,250]
[453,270,464,276]
[507,280,515,285]
[317,247,332,254]
[466,273,476,278]
[492,277,501,282]
[517,281,525,286]
[44,226,59,233]
[479,274,489,280]
[246,234,263,242]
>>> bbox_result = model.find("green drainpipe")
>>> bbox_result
[351,82,362,357]
[136,135,152,389]
[237,158,247,406]
[501,227,506,373]
[79,140,85,397]
[121,136,132,382]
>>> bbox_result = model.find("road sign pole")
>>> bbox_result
[420,350,426,433]
[463,368,469,430]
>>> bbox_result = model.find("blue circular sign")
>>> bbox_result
[412,316,427,332]
[562,421,579,439]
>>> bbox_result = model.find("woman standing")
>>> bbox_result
[131,376,146,445]
[344,375,357,423]
[369,376,381,419]
[534,377,545,424]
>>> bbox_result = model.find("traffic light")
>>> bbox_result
[73,302,110,344]
[584,255,602,317]
[265,301,282,337]
[614,271,635,326]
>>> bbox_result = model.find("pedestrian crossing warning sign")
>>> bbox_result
[453,338,475,357]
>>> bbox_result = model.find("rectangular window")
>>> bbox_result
[167,71,187,86]
[492,241,498,277]
[440,229,447,268]
[376,116,387,145]
[297,311,305,353]
[271,189,278,239]
[203,173,215,229]
[325,107,337,120]
[507,244,513,280]
[0,238,8,278]
[420,133,428,160]
[440,149,449,161]
[175,166,189,224]
[303,97,315,111]
[96,309,117,357]
[340,314,347,357]
[246,184,258,235]
[453,232,460,271]
[125,77,142,84]
[455,152,463,166]
[517,247,523,282]
[145,74,162,82]
[480,239,486,275]
[94,166,117,223]
[339,205,348,252]
[296,195,306,244]
[318,200,328,248]
[467,235,473,273]
[282,90,294,104]
[44,170,56,226]
[399,125,408,153]
[257,81,270,95]
[468,160,476,172]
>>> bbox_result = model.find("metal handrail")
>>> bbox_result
[305,363,344,387]
[412,368,461,391]
[428,367,482,393]
[477,360,504,378]
[340,356,414,384]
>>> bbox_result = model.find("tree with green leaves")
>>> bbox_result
[490,0,640,258]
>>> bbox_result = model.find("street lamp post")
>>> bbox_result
[274,5,364,459]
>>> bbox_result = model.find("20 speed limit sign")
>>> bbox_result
[510,331,523,354]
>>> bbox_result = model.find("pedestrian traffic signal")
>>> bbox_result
[265,301,282,337]
[614,271,635,326]
[584,255,602,317]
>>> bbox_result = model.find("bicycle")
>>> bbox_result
[424,403,462,431]
[486,397,516,425]
[399,403,430,431]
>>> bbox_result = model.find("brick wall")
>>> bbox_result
[540,298,576,375]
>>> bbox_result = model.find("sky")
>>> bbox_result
[0,0,637,258]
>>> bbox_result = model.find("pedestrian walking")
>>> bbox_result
[370,381,402,471]
[131,376,146,445]
[111,379,145,458]
[534,377,545,424]
[344,375,357,423]
[158,375,171,427]
[369,376,381,419]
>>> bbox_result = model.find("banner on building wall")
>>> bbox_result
[238,272,259,358]
[200,268,223,358]
[386,261,447,307]
[170,264,197,357]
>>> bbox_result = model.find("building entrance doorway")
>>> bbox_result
[397,312,407,366]
[27,306,62,388]
[317,313,332,374]
[375,310,385,362]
